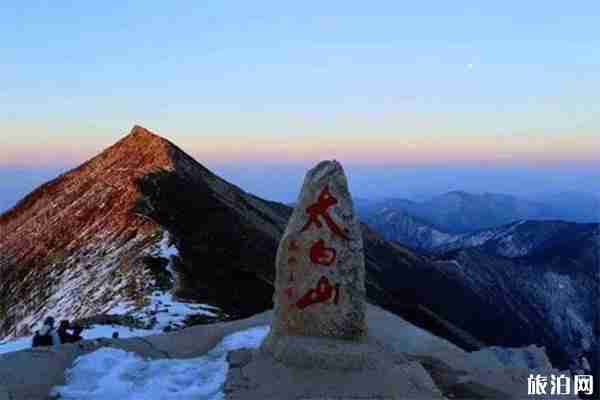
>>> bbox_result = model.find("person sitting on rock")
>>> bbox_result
[32,316,61,348]
[57,320,84,344]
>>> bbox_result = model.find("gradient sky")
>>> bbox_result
[1,1,599,203]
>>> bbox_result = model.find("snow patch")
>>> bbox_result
[433,220,530,254]
[109,291,221,333]
[2,230,223,352]
[51,326,270,400]
[0,337,32,356]
[109,231,223,332]
[153,231,179,283]
[9,235,154,341]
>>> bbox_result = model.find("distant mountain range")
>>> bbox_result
[1,126,596,383]
[534,191,600,223]
[359,190,598,251]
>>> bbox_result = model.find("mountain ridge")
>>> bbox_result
[0,125,286,338]
[0,126,460,348]
[1,126,596,383]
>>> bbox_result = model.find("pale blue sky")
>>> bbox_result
[1,1,598,204]
[2,1,598,153]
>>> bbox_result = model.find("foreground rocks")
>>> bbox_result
[0,305,578,400]
[227,305,578,400]
[225,347,443,400]
[0,313,271,400]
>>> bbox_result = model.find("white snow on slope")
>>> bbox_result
[109,291,221,332]
[109,231,223,332]
[0,292,222,356]
[1,231,222,356]
[155,232,179,283]
[433,220,531,255]
[9,236,155,341]
[51,325,270,400]
[0,337,32,356]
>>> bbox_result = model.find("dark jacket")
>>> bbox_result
[32,325,60,347]
[57,325,83,344]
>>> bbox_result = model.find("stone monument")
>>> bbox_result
[262,160,369,366]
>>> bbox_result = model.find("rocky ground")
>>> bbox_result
[0,305,576,400]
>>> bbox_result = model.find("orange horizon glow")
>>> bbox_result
[2,130,598,168]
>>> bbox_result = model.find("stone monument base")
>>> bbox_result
[261,335,396,371]
[225,342,444,400]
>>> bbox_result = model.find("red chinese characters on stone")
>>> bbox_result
[284,287,295,299]
[296,276,340,309]
[301,186,350,240]
[287,256,297,282]
[309,239,337,266]
[289,240,300,252]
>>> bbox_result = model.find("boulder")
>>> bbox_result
[224,349,445,400]
[263,160,366,351]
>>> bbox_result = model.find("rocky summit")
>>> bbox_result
[0,125,288,339]
[0,126,174,337]
[265,160,366,344]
